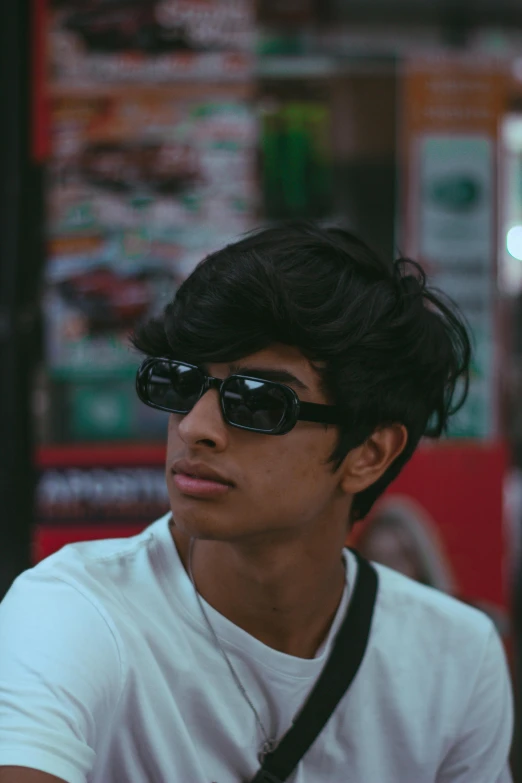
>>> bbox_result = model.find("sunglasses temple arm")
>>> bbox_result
[297,402,341,425]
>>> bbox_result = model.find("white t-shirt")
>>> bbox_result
[0,513,513,783]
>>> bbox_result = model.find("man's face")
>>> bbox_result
[165,344,350,543]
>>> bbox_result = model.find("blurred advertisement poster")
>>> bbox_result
[45,91,258,380]
[401,58,506,438]
[43,2,258,443]
[50,0,255,83]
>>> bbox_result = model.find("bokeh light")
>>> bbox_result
[507,225,522,260]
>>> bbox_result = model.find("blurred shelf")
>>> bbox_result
[257,55,339,79]
[49,59,398,96]
[49,81,255,99]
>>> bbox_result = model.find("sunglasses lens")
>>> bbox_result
[223,378,288,432]
[145,361,204,413]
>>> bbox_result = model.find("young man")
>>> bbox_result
[0,223,513,782]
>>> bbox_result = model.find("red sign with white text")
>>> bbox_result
[36,441,508,608]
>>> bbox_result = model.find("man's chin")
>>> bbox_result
[169,506,246,542]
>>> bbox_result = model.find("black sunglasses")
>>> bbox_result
[136,357,342,436]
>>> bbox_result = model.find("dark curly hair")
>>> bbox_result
[131,222,471,524]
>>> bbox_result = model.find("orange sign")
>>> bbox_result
[402,57,506,138]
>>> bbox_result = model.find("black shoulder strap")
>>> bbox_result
[250,549,378,783]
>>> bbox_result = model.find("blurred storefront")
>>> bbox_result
[31,0,516,592]
[5,0,522,774]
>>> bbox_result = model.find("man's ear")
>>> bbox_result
[339,424,408,495]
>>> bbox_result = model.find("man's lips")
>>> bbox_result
[173,472,232,498]
[171,460,234,498]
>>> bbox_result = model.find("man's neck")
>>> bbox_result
[170,521,347,659]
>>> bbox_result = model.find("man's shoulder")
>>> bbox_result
[346,559,513,782]
[33,513,169,579]
[4,514,172,619]
[369,558,494,649]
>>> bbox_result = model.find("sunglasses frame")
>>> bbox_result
[136,357,342,436]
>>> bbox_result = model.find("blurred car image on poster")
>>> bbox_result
[44,252,176,375]
[78,139,202,196]
[45,92,258,378]
[50,0,255,82]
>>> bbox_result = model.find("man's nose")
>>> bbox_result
[177,388,228,450]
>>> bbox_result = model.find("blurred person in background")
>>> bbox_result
[356,496,456,590]
[358,495,510,638]
[0,223,514,783]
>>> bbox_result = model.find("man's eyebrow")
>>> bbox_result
[229,365,309,391]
